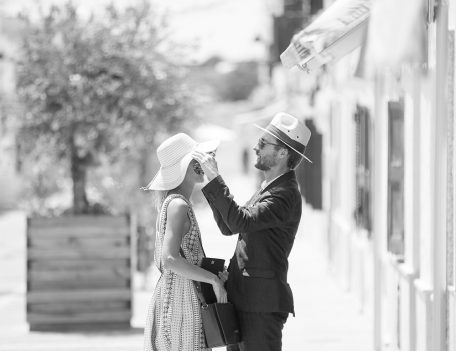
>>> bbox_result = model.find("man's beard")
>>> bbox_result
[254,154,275,171]
[254,162,270,171]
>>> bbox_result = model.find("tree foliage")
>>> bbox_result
[16,2,197,214]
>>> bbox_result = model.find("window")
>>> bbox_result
[387,99,405,258]
[354,105,371,231]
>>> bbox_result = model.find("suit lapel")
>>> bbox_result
[260,170,296,195]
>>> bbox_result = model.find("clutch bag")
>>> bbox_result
[200,257,225,304]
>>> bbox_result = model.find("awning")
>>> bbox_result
[280,0,370,73]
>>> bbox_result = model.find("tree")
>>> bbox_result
[16,2,197,214]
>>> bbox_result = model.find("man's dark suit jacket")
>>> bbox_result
[201,171,302,315]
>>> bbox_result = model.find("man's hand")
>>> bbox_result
[192,150,219,181]
[218,268,229,283]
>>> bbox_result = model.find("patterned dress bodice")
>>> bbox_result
[154,194,205,269]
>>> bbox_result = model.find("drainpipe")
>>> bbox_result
[432,1,448,350]
[372,74,386,351]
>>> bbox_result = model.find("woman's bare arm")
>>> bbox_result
[161,198,227,303]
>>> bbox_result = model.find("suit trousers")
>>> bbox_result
[227,311,289,351]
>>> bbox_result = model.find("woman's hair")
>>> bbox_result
[152,190,168,212]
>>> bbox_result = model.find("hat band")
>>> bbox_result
[267,125,306,154]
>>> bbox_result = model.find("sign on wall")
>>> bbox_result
[280,0,370,73]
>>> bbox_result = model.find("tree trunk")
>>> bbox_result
[71,142,89,214]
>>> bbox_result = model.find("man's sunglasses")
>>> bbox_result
[257,138,282,149]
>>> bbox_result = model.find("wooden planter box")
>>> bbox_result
[26,214,136,331]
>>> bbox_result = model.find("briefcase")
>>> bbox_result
[179,249,242,347]
[200,302,242,348]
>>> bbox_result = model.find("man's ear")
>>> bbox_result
[279,148,288,158]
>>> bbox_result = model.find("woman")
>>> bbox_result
[143,133,227,351]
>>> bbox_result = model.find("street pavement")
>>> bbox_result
[0,175,373,351]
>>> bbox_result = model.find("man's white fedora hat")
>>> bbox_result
[255,112,312,163]
[144,133,219,191]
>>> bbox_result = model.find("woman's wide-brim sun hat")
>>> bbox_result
[254,112,312,163]
[144,133,219,191]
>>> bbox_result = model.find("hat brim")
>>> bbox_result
[254,125,312,163]
[195,139,220,153]
[144,139,220,191]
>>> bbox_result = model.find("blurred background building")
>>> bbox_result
[272,0,455,350]
[0,15,22,210]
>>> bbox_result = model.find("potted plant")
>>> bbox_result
[15,2,197,331]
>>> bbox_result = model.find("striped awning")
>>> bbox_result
[280,0,370,73]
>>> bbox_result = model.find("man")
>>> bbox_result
[192,112,311,351]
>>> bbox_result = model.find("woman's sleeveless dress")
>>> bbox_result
[144,194,210,351]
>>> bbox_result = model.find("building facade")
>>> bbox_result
[271,0,456,350]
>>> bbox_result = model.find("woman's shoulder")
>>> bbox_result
[165,196,190,217]
[163,193,189,205]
